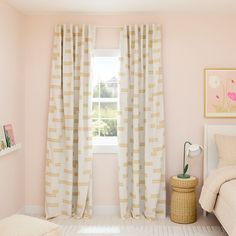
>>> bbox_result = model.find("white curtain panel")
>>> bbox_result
[45,24,93,219]
[118,24,166,219]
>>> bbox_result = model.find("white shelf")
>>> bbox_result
[0,144,21,157]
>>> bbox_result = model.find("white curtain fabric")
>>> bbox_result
[118,24,166,219]
[45,24,93,219]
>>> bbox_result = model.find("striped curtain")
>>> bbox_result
[118,24,166,219]
[45,24,93,219]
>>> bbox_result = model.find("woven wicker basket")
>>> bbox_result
[170,176,198,224]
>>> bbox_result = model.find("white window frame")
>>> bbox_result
[92,49,120,154]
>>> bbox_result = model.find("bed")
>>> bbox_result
[200,124,236,236]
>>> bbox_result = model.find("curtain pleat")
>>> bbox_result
[45,24,93,219]
[118,24,166,220]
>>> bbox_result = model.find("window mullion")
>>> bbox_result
[92,98,118,103]
[98,81,101,137]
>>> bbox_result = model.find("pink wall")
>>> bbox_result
[23,13,236,210]
[0,2,25,218]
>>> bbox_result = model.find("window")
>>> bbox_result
[92,50,120,153]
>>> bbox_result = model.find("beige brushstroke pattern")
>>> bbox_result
[45,24,93,219]
[118,24,166,220]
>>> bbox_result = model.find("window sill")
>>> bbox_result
[93,145,118,154]
[92,137,118,154]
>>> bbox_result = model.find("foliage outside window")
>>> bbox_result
[92,56,119,138]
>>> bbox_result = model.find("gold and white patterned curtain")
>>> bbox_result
[45,24,93,219]
[118,24,166,219]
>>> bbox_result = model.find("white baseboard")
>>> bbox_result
[93,205,120,216]
[18,205,44,217]
[19,205,120,217]
[20,205,179,218]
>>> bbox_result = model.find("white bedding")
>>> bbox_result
[199,166,236,236]
[0,214,63,236]
[199,166,236,212]
[214,180,236,236]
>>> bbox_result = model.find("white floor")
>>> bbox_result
[50,215,227,236]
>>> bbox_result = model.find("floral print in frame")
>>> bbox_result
[205,68,236,118]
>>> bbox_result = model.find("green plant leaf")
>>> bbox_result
[183,164,188,175]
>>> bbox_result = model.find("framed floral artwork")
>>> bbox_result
[204,68,236,118]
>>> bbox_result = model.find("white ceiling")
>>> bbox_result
[7,0,236,13]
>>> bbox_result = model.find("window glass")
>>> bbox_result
[92,56,119,140]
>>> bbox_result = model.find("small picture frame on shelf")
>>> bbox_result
[3,124,15,147]
[0,126,7,151]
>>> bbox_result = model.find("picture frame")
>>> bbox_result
[3,124,15,147]
[204,68,236,118]
[0,125,7,151]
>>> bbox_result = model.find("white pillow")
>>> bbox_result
[0,214,63,236]
[215,134,236,168]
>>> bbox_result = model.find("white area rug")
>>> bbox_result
[62,225,225,236]
[52,217,227,236]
